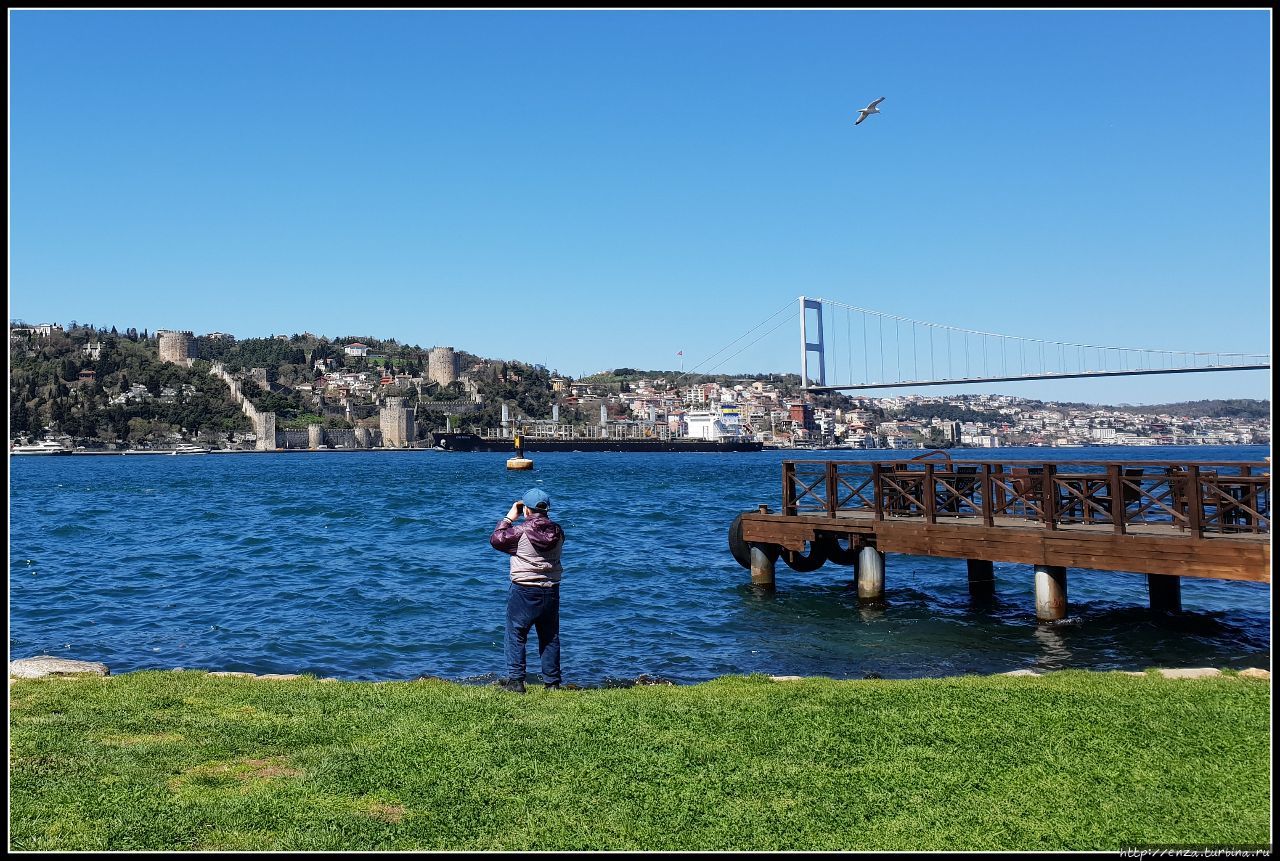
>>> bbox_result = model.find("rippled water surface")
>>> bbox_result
[9,446,1271,684]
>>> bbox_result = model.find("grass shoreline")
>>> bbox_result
[9,669,1272,851]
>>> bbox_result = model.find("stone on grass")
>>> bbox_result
[257,674,303,681]
[1001,669,1042,677]
[207,671,257,678]
[770,675,805,682]
[1238,668,1270,681]
[1157,667,1222,679]
[9,656,110,679]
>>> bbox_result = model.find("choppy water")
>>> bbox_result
[8,446,1271,684]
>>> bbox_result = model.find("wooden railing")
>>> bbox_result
[781,459,1270,537]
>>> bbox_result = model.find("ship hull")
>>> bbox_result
[432,433,762,453]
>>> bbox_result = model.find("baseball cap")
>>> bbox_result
[522,488,551,511]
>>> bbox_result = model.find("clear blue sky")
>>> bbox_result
[10,9,1272,405]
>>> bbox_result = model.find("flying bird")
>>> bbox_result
[854,96,885,126]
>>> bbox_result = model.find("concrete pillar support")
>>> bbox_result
[749,545,776,590]
[967,559,995,598]
[1147,574,1182,613]
[1034,565,1068,621]
[857,546,885,602]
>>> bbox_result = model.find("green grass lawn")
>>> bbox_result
[8,670,1271,851]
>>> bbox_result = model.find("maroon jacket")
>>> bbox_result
[490,512,565,586]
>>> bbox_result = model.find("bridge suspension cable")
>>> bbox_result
[668,298,798,390]
[800,295,1270,391]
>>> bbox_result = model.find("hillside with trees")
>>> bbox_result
[1108,399,1270,419]
[11,322,1269,448]
[9,325,249,446]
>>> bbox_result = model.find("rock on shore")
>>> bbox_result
[8,655,1271,684]
[9,656,110,679]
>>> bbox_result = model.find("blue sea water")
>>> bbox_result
[8,446,1271,685]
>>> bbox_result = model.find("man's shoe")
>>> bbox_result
[499,678,526,694]
[544,683,562,691]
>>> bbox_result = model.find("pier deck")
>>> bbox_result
[736,455,1270,584]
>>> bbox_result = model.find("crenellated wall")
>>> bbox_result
[209,363,399,452]
[210,362,278,451]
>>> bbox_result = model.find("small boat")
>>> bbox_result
[11,439,71,456]
[173,444,210,454]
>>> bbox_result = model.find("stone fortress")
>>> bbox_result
[156,328,434,451]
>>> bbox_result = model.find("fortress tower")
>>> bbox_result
[380,397,415,448]
[428,346,458,387]
[157,330,196,364]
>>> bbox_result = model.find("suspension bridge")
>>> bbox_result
[714,297,1270,622]
[781,295,1271,392]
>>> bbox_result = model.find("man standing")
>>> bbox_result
[490,488,565,693]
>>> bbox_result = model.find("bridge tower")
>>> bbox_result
[799,296,825,388]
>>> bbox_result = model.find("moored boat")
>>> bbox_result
[432,432,763,453]
[10,439,71,456]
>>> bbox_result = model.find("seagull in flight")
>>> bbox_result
[855,96,885,126]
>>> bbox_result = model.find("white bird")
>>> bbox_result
[855,96,885,126]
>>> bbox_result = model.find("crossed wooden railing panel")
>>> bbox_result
[781,458,1270,537]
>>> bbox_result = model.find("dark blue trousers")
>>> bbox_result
[505,583,561,685]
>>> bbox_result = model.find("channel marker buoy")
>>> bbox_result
[507,433,533,470]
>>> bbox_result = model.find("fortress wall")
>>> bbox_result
[281,429,310,449]
[209,362,277,450]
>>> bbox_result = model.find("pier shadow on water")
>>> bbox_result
[729,576,1270,680]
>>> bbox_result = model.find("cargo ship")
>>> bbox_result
[431,433,763,453]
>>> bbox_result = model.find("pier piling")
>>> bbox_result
[966,559,996,598]
[1147,574,1182,613]
[857,546,885,602]
[749,546,776,589]
[1034,565,1068,621]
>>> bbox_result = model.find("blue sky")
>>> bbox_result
[9,9,1272,404]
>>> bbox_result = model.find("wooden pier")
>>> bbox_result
[728,453,1270,620]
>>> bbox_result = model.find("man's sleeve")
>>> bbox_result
[490,519,521,554]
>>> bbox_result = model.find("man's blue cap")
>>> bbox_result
[523,488,551,511]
